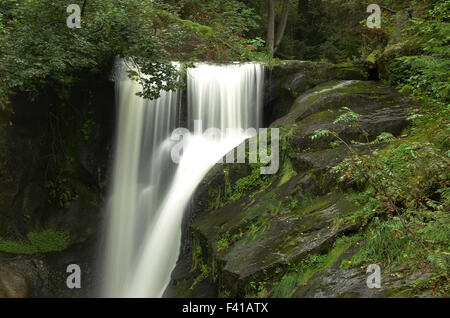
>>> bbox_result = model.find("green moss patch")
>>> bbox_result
[0,229,70,254]
[270,237,351,298]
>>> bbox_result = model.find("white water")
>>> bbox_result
[102,62,264,298]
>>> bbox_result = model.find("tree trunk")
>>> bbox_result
[81,0,88,17]
[266,0,276,52]
[274,0,290,52]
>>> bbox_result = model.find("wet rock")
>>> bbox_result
[192,186,359,296]
[265,61,368,125]
[274,80,409,125]
[273,81,410,154]
[0,264,30,298]
[293,248,432,298]
[0,237,99,298]
[0,68,114,240]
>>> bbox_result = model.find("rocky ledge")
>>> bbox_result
[166,69,432,298]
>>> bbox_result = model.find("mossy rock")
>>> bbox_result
[291,247,433,298]
[0,264,30,298]
[175,67,418,298]
[192,179,360,296]
[274,80,409,125]
[266,61,368,124]
[270,81,410,154]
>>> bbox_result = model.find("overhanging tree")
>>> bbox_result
[0,0,261,109]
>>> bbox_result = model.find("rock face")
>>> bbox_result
[264,61,369,125]
[167,62,423,298]
[291,246,432,298]
[0,66,116,297]
[0,264,30,298]
[0,82,114,241]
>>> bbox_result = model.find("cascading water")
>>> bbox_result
[101,62,180,297]
[102,62,264,298]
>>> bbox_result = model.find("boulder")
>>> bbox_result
[0,264,30,298]
[265,61,368,124]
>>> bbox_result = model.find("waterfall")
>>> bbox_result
[102,62,264,298]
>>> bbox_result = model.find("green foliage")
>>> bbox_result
[288,198,300,210]
[277,158,297,187]
[271,237,351,297]
[0,238,37,254]
[271,273,298,298]
[216,235,229,253]
[189,235,223,292]
[81,115,95,141]
[409,272,449,298]
[0,229,70,254]
[311,129,330,141]
[162,0,266,62]
[309,98,449,291]
[333,107,361,124]
[289,193,316,212]
[27,230,70,252]
[190,238,203,273]
[246,217,271,241]
[228,163,276,202]
[332,140,449,211]
[0,0,264,108]
[394,55,450,102]
[0,0,174,105]
[351,217,412,267]
[386,1,450,102]
[45,177,79,209]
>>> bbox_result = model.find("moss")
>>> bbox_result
[240,216,271,244]
[0,229,70,254]
[216,235,229,253]
[271,237,351,297]
[70,178,99,208]
[190,229,225,290]
[227,164,276,203]
[171,279,194,298]
[208,187,222,211]
[223,167,232,200]
[385,286,417,298]
[245,192,276,220]
[331,64,368,81]
[179,19,214,38]
[156,9,214,38]
[366,47,383,65]
[335,80,387,96]
[308,110,338,121]
[293,194,334,217]
[81,115,95,141]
